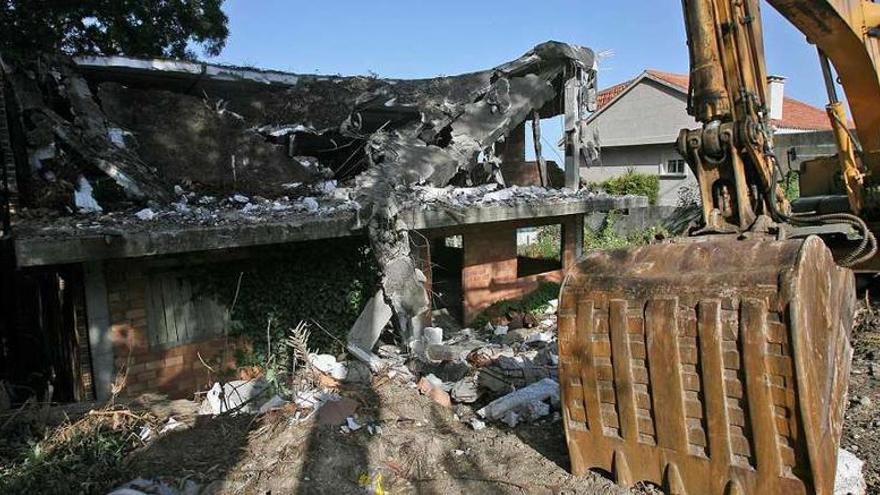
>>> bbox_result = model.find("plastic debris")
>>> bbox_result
[309,353,348,380]
[200,379,270,415]
[357,470,385,495]
[470,418,487,431]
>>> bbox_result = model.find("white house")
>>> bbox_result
[583,70,834,205]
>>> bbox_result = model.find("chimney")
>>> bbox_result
[768,75,786,121]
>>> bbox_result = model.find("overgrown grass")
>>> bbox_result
[0,408,152,494]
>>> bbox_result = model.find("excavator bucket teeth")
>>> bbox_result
[558,236,854,495]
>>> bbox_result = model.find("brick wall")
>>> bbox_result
[104,260,237,398]
[455,214,582,323]
[501,161,564,188]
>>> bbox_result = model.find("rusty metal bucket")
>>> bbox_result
[558,236,854,495]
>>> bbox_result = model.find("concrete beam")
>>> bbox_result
[402,195,647,231]
[13,195,646,268]
[14,213,360,268]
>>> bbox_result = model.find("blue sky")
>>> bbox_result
[207,0,831,108]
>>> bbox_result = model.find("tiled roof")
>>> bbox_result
[595,69,833,131]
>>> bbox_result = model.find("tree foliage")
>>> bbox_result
[0,0,229,59]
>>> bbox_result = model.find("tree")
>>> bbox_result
[0,0,229,60]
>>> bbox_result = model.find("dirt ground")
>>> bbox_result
[126,378,640,494]
[842,300,880,494]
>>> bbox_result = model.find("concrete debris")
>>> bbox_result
[470,418,487,431]
[347,343,388,373]
[524,332,554,345]
[477,378,560,422]
[451,378,480,404]
[138,425,153,442]
[347,290,393,352]
[423,327,444,345]
[493,325,509,336]
[344,416,363,432]
[835,448,866,495]
[134,208,156,221]
[309,354,348,381]
[74,176,102,213]
[293,388,340,410]
[302,197,320,212]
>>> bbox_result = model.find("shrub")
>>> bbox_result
[598,169,660,205]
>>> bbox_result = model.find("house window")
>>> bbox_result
[663,159,687,176]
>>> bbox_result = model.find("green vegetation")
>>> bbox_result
[0,1,229,59]
[193,238,380,366]
[472,282,561,329]
[517,224,562,260]
[0,408,149,495]
[782,171,800,201]
[583,212,669,252]
[590,169,660,205]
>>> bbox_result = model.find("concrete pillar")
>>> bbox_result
[83,261,114,401]
[564,70,582,190]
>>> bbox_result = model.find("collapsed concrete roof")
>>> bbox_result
[0,41,652,354]
[1,41,596,217]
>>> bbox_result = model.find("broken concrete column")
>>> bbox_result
[347,290,393,351]
[564,68,582,190]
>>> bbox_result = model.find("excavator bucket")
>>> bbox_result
[558,236,854,495]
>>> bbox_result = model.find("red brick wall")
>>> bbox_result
[458,214,581,323]
[105,261,237,398]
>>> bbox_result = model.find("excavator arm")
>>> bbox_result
[557,2,873,494]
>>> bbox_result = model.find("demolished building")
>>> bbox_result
[0,42,645,402]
